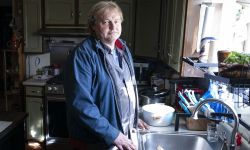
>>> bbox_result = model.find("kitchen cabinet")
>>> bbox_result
[134,0,161,58]
[159,0,187,72]
[44,0,76,26]
[116,0,135,48]
[23,0,43,53]
[44,0,98,26]
[78,0,100,25]
[43,0,134,46]
[25,86,45,142]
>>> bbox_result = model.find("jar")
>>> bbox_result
[52,64,60,76]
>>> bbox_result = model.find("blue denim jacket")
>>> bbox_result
[64,36,138,146]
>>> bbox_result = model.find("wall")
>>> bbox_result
[0,0,11,7]
[25,53,50,78]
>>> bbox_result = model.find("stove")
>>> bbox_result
[45,74,69,148]
[46,74,65,95]
[43,37,83,149]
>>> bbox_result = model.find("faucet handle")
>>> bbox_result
[236,133,242,146]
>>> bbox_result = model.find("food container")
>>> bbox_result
[142,104,175,126]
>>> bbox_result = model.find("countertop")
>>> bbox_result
[0,112,27,140]
[22,75,53,86]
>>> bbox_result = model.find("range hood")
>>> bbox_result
[39,28,90,37]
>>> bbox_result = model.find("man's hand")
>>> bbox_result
[113,132,136,150]
[138,119,149,130]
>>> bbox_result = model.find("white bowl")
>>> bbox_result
[142,104,175,126]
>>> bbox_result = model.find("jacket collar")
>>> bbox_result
[93,36,125,52]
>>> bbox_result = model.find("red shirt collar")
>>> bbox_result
[115,39,124,50]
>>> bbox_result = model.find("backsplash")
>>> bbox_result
[25,53,50,78]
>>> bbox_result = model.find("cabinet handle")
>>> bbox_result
[173,61,178,64]
[78,11,82,16]
[71,11,74,18]
[31,90,41,93]
[40,105,43,111]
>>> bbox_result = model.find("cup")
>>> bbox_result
[207,123,218,142]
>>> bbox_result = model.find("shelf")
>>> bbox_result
[6,71,19,75]
[3,49,19,53]
[182,57,218,68]
[6,89,20,95]
[2,46,24,111]
[39,28,90,37]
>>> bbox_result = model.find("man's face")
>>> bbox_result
[92,9,122,46]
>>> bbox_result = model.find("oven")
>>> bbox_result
[44,37,84,149]
[45,80,69,146]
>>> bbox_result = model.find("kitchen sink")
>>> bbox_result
[138,132,223,150]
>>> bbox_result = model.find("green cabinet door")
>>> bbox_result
[160,0,186,72]
[44,0,75,25]
[117,0,134,49]
[134,0,161,58]
[78,0,99,26]
[26,97,44,141]
[169,0,186,72]
[23,0,42,53]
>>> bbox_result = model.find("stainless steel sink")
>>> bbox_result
[138,132,222,150]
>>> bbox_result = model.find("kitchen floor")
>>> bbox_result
[26,142,43,150]
[26,142,73,150]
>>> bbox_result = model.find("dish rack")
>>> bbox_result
[172,75,250,132]
[204,73,250,107]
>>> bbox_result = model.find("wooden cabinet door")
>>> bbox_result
[26,97,44,141]
[44,0,75,25]
[134,0,161,58]
[78,0,99,26]
[23,0,42,53]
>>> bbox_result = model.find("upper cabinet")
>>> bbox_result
[23,0,43,53]
[134,0,161,58]
[160,0,187,72]
[78,0,100,25]
[133,0,186,72]
[43,0,101,27]
[116,0,135,48]
[44,0,76,26]
[43,0,134,47]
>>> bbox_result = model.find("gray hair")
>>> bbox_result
[87,1,123,34]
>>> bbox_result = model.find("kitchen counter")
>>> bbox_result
[22,76,52,86]
[0,112,27,150]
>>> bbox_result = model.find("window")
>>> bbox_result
[196,0,250,138]
[197,0,250,65]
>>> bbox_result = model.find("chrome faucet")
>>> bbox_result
[191,98,239,150]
